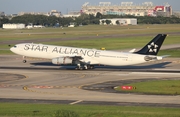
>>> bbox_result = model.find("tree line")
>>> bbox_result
[1,12,180,27]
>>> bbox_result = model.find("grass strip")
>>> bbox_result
[0,103,180,117]
[115,80,180,95]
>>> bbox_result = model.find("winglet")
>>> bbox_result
[136,34,167,55]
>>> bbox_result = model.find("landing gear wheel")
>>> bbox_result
[79,67,83,70]
[83,65,88,70]
[90,65,94,69]
[23,60,27,63]
[75,65,94,70]
[23,56,27,63]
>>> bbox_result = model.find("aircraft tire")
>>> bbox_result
[79,67,83,70]
[90,65,94,69]
[23,60,27,63]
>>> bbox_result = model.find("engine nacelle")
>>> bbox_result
[52,57,73,65]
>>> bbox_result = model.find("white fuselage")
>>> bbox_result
[10,43,148,66]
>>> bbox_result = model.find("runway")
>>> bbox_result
[0,55,180,107]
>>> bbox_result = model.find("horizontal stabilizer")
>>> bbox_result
[129,48,136,53]
[144,55,170,61]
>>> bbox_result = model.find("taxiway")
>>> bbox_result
[0,55,180,107]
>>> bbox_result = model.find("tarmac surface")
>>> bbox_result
[0,55,180,107]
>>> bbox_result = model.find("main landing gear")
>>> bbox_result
[75,64,94,70]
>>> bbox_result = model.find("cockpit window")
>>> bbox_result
[14,46,17,48]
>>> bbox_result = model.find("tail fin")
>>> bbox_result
[136,34,167,55]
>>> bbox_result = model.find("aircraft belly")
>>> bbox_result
[21,50,52,59]
[96,56,145,66]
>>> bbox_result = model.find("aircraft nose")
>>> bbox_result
[10,47,14,52]
[10,47,13,51]
[10,46,16,53]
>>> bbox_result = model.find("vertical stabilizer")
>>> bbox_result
[136,34,167,55]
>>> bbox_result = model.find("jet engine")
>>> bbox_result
[52,57,73,65]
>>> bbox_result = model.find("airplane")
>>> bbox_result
[10,34,167,70]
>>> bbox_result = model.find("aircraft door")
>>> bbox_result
[128,55,133,61]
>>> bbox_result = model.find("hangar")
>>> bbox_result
[100,18,137,25]
[3,24,25,29]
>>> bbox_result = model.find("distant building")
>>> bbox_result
[48,10,62,17]
[68,22,76,27]
[100,18,137,25]
[82,2,173,17]
[18,10,62,17]
[63,11,81,17]
[18,12,48,16]
[0,12,5,17]
[26,23,33,29]
[11,14,18,17]
[173,11,180,18]
[3,24,25,29]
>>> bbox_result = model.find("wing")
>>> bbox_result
[71,56,99,65]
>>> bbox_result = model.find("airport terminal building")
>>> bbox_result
[82,2,172,17]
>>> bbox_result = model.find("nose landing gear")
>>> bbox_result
[23,56,27,63]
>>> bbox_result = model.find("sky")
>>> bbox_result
[0,0,179,14]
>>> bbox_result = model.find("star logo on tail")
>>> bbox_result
[148,42,158,53]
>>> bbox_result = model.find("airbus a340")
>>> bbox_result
[10,34,167,70]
